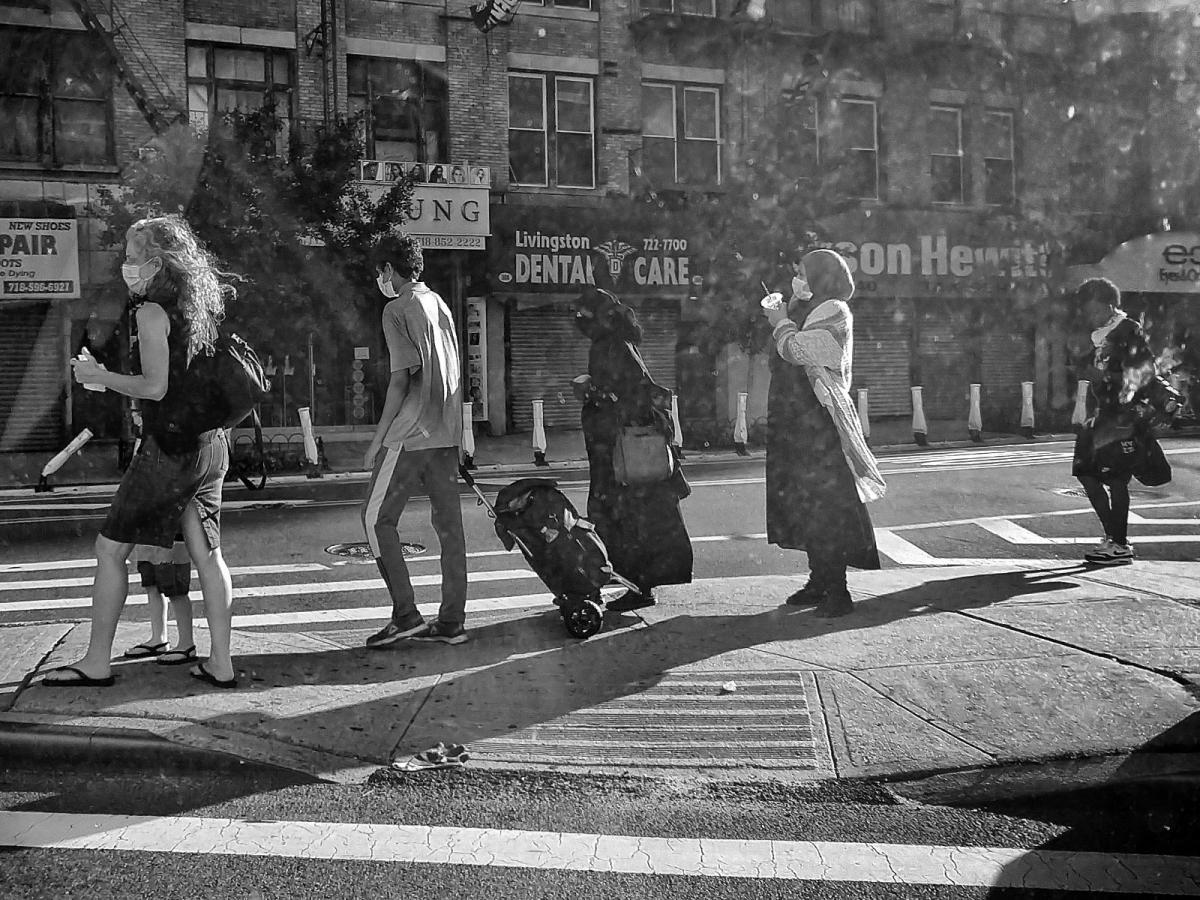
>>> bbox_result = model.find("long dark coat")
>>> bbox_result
[580,327,693,590]
[765,350,880,571]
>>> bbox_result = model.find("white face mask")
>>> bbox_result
[121,258,160,295]
[791,275,814,303]
[376,273,398,299]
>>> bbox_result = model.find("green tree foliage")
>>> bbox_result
[94,111,412,368]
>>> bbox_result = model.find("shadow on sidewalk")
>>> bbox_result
[981,711,1200,896]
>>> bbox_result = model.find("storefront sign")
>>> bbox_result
[359,184,490,251]
[817,211,1050,298]
[490,209,698,296]
[1067,232,1200,294]
[465,297,488,422]
[0,218,80,300]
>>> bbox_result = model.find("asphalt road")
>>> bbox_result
[3,762,1199,899]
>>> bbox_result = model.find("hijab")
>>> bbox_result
[801,248,855,304]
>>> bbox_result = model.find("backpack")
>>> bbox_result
[187,332,271,431]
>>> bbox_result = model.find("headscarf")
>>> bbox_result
[574,287,643,343]
[801,248,855,303]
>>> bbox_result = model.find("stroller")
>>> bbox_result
[460,466,639,638]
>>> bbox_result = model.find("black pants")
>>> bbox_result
[1078,474,1131,545]
[808,548,848,590]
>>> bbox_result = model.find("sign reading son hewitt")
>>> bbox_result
[491,214,697,296]
[817,212,1051,298]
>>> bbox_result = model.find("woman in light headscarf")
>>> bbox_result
[761,248,885,617]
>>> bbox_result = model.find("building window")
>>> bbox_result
[641,0,717,15]
[348,56,447,164]
[508,73,595,189]
[187,43,292,151]
[0,28,113,167]
[983,109,1015,206]
[641,82,721,187]
[929,105,963,204]
[838,97,877,200]
[524,0,593,8]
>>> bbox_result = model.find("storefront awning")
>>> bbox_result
[1067,232,1200,294]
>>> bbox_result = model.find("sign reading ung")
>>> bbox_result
[1,219,80,300]
[359,184,490,251]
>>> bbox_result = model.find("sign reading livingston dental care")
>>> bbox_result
[490,209,698,296]
[0,219,80,300]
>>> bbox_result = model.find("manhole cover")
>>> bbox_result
[324,541,425,563]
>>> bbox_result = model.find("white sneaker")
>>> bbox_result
[1087,541,1135,566]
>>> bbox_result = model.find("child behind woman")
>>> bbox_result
[123,534,196,665]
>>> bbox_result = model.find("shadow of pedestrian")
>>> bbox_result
[974,711,1200,897]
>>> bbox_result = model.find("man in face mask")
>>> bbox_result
[361,236,469,648]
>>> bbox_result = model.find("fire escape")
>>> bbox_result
[66,0,188,134]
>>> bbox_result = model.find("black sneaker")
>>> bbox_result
[606,590,656,612]
[410,621,469,644]
[365,614,426,648]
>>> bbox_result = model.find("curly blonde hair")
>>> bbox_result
[127,215,232,362]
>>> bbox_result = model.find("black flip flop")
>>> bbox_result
[123,641,169,659]
[41,666,115,688]
[190,662,237,690]
[157,646,197,666]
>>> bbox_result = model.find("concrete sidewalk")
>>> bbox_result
[3,560,1199,788]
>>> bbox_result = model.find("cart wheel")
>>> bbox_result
[562,599,603,639]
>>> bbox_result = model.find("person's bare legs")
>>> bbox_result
[144,585,168,646]
[169,595,195,651]
[67,535,135,678]
[180,503,234,681]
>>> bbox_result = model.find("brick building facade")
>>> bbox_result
[1,0,1197,455]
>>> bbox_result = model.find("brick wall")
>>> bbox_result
[185,0,295,31]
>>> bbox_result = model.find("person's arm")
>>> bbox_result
[72,303,170,400]
[364,302,420,468]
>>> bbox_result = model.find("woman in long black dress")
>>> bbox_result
[762,249,885,617]
[573,288,692,611]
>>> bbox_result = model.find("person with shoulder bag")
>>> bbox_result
[573,287,692,611]
[1071,278,1182,567]
[44,215,239,689]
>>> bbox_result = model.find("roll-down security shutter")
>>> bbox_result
[851,299,912,417]
[0,302,65,452]
[508,302,679,432]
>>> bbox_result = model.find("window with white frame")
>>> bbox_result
[641,82,721,187]
[641,0,717,16]
[839,97,877,200]
[508,73,595,188]
[187,43,292,153]
[982,109,1015,206]
[524,0,593,8]
[929,105,963,204]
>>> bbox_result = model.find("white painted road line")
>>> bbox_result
[0,569,542,614]
[873,530,943,565]
[211,593,555,628]
[977,519,1200,546]
[0,563,330,592]
[3,812,1199,893]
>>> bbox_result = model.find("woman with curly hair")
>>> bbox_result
[45,215,238,689]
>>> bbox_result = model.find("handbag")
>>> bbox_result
[1134,433,1172,486]
[612,425,673,486]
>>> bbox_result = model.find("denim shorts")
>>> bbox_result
[102,431,228,550]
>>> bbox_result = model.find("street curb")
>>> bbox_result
[0,721,322,783]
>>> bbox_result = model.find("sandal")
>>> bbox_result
[157,646,197,666]
[123,641,169,659]
[41,666,115,688]
[190,662,237,689]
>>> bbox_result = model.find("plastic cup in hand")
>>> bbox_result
[77,348,106,392]
[760,292,784,311]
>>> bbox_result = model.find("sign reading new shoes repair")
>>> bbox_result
[1,219,80,300]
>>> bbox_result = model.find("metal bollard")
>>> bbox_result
[1071,381,1090,433]
[856,388,870,442]
[1020,381,1035,439]
[35,428,94,492]
[911,386,928,446]
[532,399,549,467]
[669,392,685,458]
[298,406,323,478]
[733,391,750,456]
[968,383,983,443]
[461,401,476,470]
